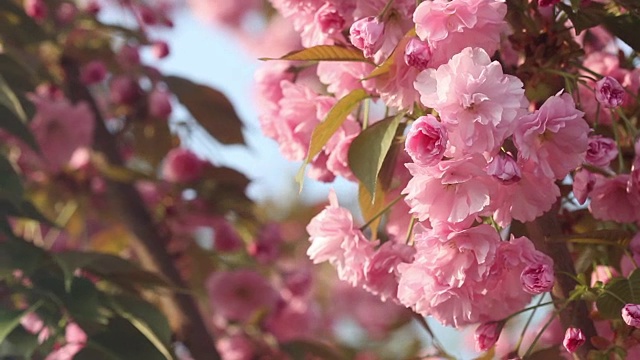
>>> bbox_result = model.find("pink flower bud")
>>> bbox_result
[56,2,77,24]
[151,40,170,59]
[80,60,107,85]
[316,3,344,35]
[475,322,503,351]
[24,0,48,21]
[149,88,172,119]
[538,0,561,6]
[110,76,142,106]
[521,263,555,294]
[349,17,384,58]
[586,135,618,168]
[404,115,447,166]
[595,76,625,108]
[65,322,87,344]
[138,5,157,25]
[487,152,521,184]
[622,303,640,328]
[562,327,585,353]
[117,44,140,69]
[404,38,432,71]
[85,1,101,15]
[162,148,206,183]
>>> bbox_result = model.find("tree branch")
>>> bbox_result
[60,56,220,360]
[526,201,597,359]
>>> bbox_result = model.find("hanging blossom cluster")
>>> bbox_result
[250,0,640,357]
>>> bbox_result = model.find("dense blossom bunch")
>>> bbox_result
[238,0,640,358]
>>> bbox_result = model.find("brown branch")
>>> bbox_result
[60,56,220,360]
[525,201,597,360]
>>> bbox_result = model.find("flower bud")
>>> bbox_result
[110,76,142,106]
[595,76,625,108]
[117,44,140,69]
[622,303,640,328]
[521,263,555,294]
[475,321,503,351]
[56,2,77,24]
[162,148,206,183]
[85,1,101,15]
[404,115,447,167]
[80,60,107,85]
[349,17,384,58]
[148,88,172,119]
[24,0,47,21]
[586,135,618,168]
[404,38,431,71]
[151,40,170,59]
[487,152,521,184]
[562,327,585,353]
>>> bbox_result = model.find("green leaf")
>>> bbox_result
[602,14,640,54]
[358,182,385,241]
[85,317,169,360]
[295,89,369,188]
[260,45,372,63]
[109,295,173,360]
[348,114,402,196]
[65,277,106,323]
[0,238,49,277]
[0,326,39,359]
[165,75,245,145]
[596,269,640,319]
[0,155,24,207]
[54,251,171,291]
[0,1,47,45]
[0,77,37,149]
[0,301,42,344]
[281,339,347,360]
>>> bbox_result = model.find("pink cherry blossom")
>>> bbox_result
[486,152,521,185]
[413,0,510,67]
[563,327,585,353]
[375,34,423,109]
[404,38,432,71]
[514,92,589,180]
[350,17,385,58]
[595,76,625,108]
[161,148,206,183]
[397,225,502,326]
[56,3,77,24]
[326,133,358,182]
[116,44,140,69]
[110,75,142,106]
[254,62,295,138]
[415,47,527,155]
[306,190,376,286]
[266,298,320,342]
[586,135,618,168]
[317,61,376,98]
[521,262,555,294]
[589,175,640,223]
[28,94,95,173]
[206,269,279,322]
[475,322,503,351]
[590,265,619,287]
[622,304,640,328]
[151,40,170,59]
[403,154,495,226]
[404,115,448,167]
[44,322,87,360]
[363,241,416,302]
[572,168,600,205]
[25,0,47,21]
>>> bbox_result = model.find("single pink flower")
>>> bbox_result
[402,154,495,226]
[161,148,206,183]
[404,115,448,167]
[475,321,503,351]
[110,75,142,106]
[514,92,589,180]
[563,327,586,353]
[589,175,640,223]
[44,322,87,360]
[316,3,345,35]
[215,334,256,360]
[413,0,510,67]
[521,263,555,294]
[317,61,376,98]
[586,135,618,168]
[206,270,279,322]
[595,76,625,108]
[623,304,640,328]
[415,47,527,155]
[404,38,432,71]
[28,94,95,173]
[350,17,385,58]
[306,190,375,286]
[363,241,416,302]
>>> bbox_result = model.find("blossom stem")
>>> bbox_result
[377,0,395,20]
[359,194,404,231]
[405,216,417,245]
[514,295,547,353]
[411,313,452,359]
